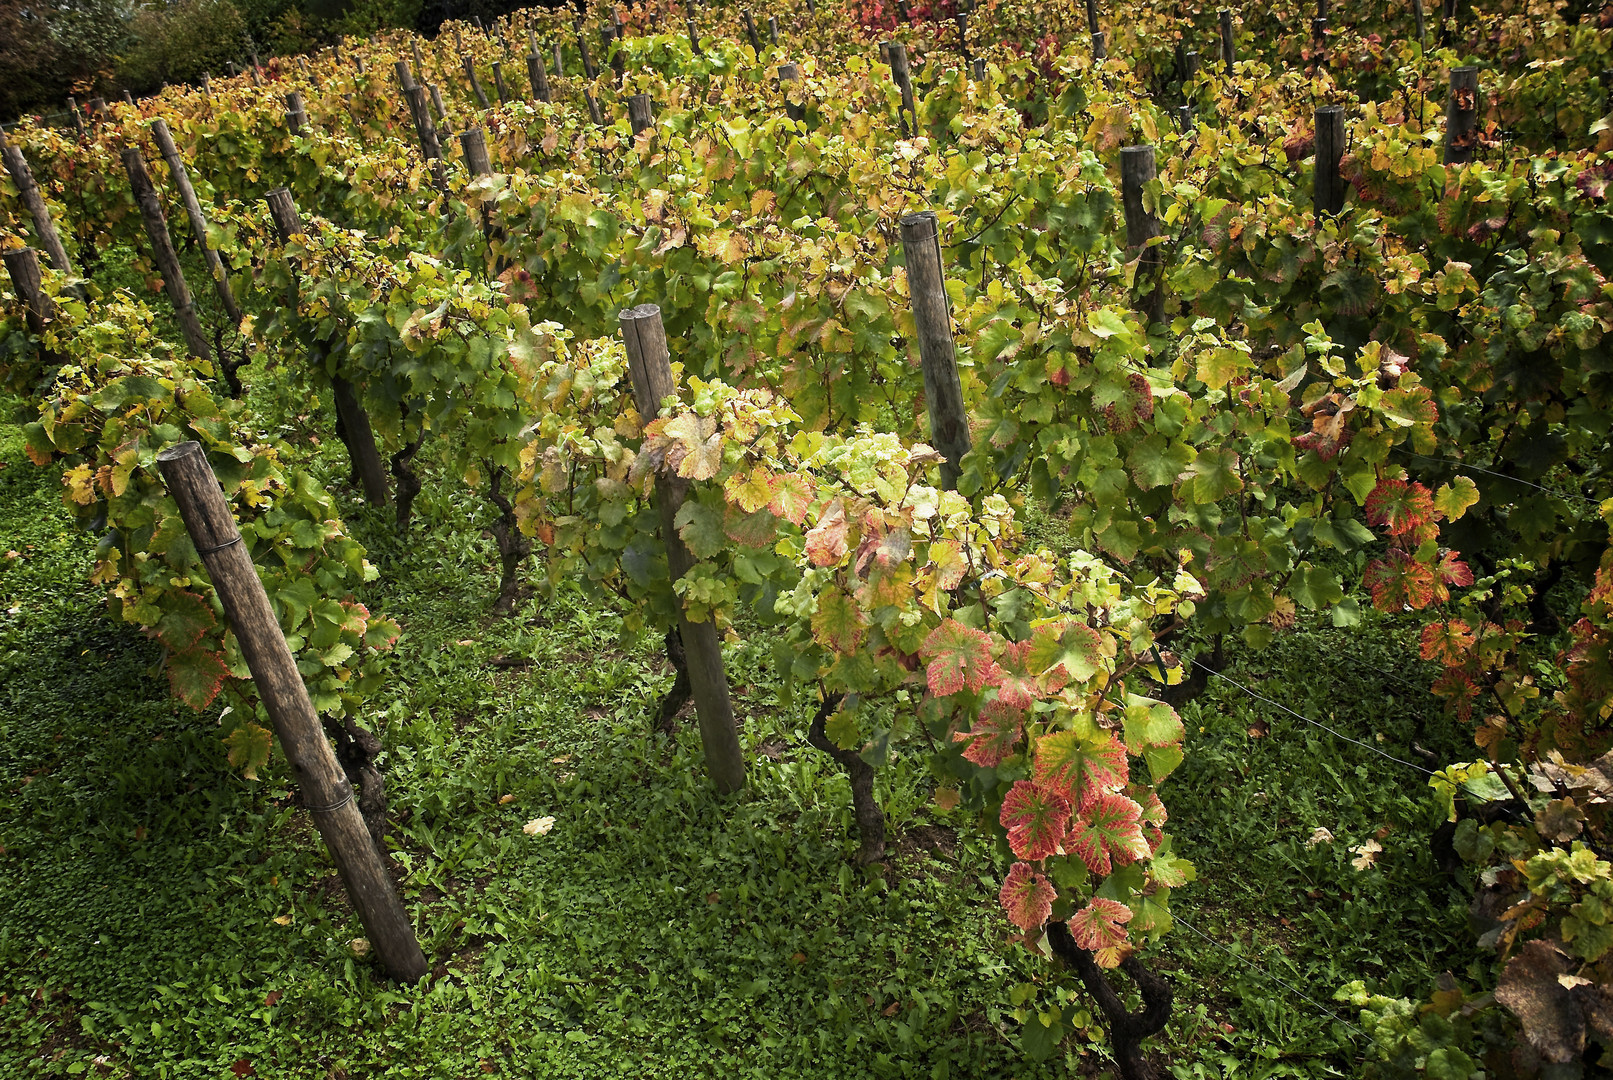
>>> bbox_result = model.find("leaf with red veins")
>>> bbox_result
[768,471,814,526]
[1127,782,1168,827]
[1033,730,1128,810]
[1438,551,1474,587]
[999,861,1057,931]
[1364,478,1435,537]
[999,780,1072,861]
[952,700,1023,767]
[989,639,1044,711]
[921,619,998,698]
[805,498,849,567]
[1065,792,1151,876]
[169,648,230,710]
[1420,619,1476,665]
[1364,550,1437,611]
[1067,896,1134,952]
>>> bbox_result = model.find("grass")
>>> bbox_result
[0,402,1487,1079]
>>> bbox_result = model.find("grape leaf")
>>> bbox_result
[156,590,216,651]
[1066,792,1151,876]
[723,505,778,549]
[1034,730,1128,808]
[999,861,1057,930]
[1121,696,1184,753]
[921,619,997,697]
[1149,837,1196,887]
[724,466,775,513]
[812,586,864,654]
[674,500,727,559]
[952,701,1023,767]
[1024,622,1104,685]
[1420,620,1476,665]
[1068,896,1133,951]
[1183,448,1243,503]
[927,539,968,590]
[169,648,230,710]
[1000,780,1072,861]
[223,721,274,781]
[1364,550,1437,611]
[768,471,814,525]
[1365,478,1435,537]
[664,412,724,481]
[805,498,849,567]
[1433,476,1480,522]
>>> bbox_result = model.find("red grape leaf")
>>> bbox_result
[1066,792,1151,876]
[999,780,1071,861]
[1068,896,1133,951]
[1420,620,1475,665]
[156,590,216,652]
[1364,550,1437,611]
[951,701,1023,767]
[1364,478,1434,537]
[768,471,815,526]
[921,619,997,697]
[999,861,1056,930]
[805,498,849,567]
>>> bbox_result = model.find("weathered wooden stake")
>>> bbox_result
[779,64,806,122]
[202,73,213,97]
[768,14,779,43]
[464,57,491,108]
[151,120,244,366]
[1093,31,1108,60]
[899,211,970,489]
[1085,0,1100,32]
[1314,105,1347,218]
[577,21,598,79]
[1220,9,1236,70]
[553,42,564,76]
[3,247,60,349]
[585,90,605,127]
[1120,145,1164,326]
[743,11,763,53]
[527,53,552,102]
[887,42,916,138]
[155,441,426,983]
[688,17,701,52]
[122,147,213,366]
[1413,0,1426,41]
[122,90,135,106]
[618,304,747,796]
[285,91,308,134]
[491,60,511,104]
[429,84,447,122]
[0,131,76,276]
[973,57,986,80]
[265,189,390,508]
[412,38,426,74]
[1180,49,1199,84]
[1444,66,1479,165]
[628,93,653,135]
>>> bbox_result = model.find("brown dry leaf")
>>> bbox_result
[498,794,516,805]
[933,786,961,812]
[1495,941,1585,1063]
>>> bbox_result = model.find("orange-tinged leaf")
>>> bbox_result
[1034,730,1128,809]
[805,499,850,566]
[1068,897,1133,951]
[156,590,216,651]
[169,648,230,710]
[769,472,814,525]
[921,619,997,697]
[1000,780,1071,861]
[999,861,1056,930]
[952,700,1024,767]
[1066,792,1150,876]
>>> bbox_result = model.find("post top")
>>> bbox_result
[156,439,204,464]
[620,303,662,322]
[1120,144,1155,157]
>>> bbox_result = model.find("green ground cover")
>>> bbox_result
[0,405,1487,1078]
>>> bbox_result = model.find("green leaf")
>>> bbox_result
[1289,565,1344,610]
[156,591,216,652]
[673,500,727,560]
[825,699,861,751]
[1433,476,1480,522]
[223,721,274,781]
[1184,448,1243,503]
[811,587,864,654]
[1121,695,1184,752]
[1025,622,1104,684]
[1127,434,1194,490]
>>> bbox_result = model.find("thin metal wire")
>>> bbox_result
[1172,914,1373,1041]
[1392,447,1601,509]
[1192,659,1439,777]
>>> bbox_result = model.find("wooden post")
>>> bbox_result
[461,126,494,178]
[1220,9,1235,70]
[397,65,445,188]
[743,11,763,54]
[429,84,447,122]
[1085,0,1100,32]
[895,0,911,21]
[464,57,490,108]
[1120,145,1164,326]
[1311,16,1327,46]
[491,60,511,104]
[355,57,366,77]
[3,247,60,349]
[150,119,244,330]
[888,42,916,138]
[1177,104,1193,130]
[413,38,425,74]
[299,56,311,75]
[396,57,417,90]
[898,211,970,490]
[779,64,805,121]
[285,91,308,134]
[1092,31,1107,60]
[618,305,746,796]
[552,42,563,76]
[122,90,135,106]
[688,16,701,52]
[89,96,106,117]
[154,442,426,983]
[1413,0,1426,42]
[1314,106,1346,218]
[628,93,653,135]
[0,131,76,276]
[527,53,552,102]
[585,90,605,127]
[577,21,598,80]
[122,147,213,366]
[202,73,213,97]
[1444,66,1478,165]
[1180,49,1199,87]
[66,96,84,138]
[227,62,238,77]
[972,57,986,80]
[265,189,389,508]
[955,12,970,62]
[768,14,779,44]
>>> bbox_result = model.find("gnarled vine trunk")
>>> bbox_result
[486,464,531,616]
[806,692,886,866]
[1047,921,1173,1080]
[330,716,389,857]
[390,421,425,532]
[654,626,692,734]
